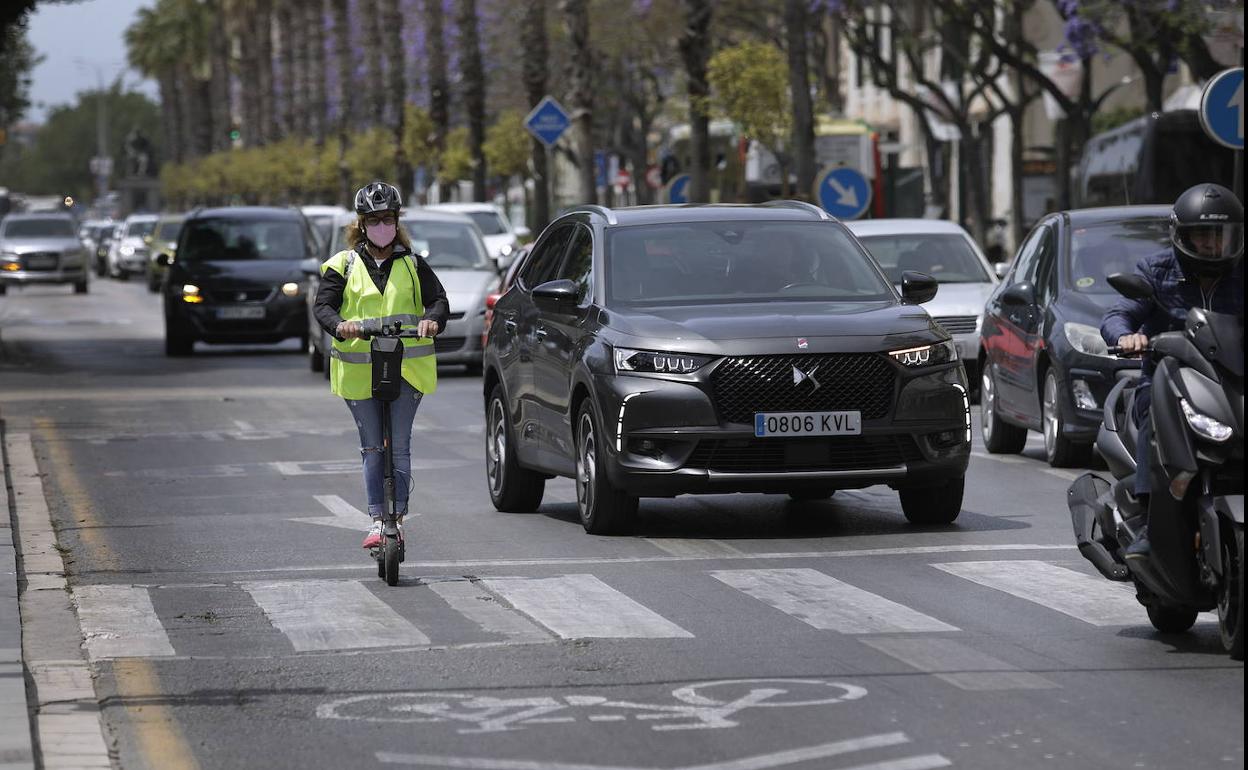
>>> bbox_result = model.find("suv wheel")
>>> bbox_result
[899,476,964,525]
[485,385,544,512]
[981,366,1026,454]
[73,280,88,294]
[1042,369,1090,467]
[576,401,637,535]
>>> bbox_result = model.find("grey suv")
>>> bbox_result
[482,202,972,534]
[0,213,89,294]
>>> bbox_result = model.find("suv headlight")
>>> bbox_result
[1179,398,1233,443]
[1064,322,1110,357]
[889,339,957,367]
[119,244,136,256]
[614,347,714,375]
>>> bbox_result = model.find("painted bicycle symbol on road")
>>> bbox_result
[317,678,867,734]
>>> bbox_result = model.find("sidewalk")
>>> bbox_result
[1,421,35,770]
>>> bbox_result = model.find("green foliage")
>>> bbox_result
[483,110,530,179]
[402,105,438,170]
[438,127,473,185]
[0,86,161,199]
[707,41,791,155]
[0,19,41,135]
[1091,105,1146,135]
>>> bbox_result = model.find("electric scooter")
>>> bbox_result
[1067,273,1243,659]
[362,319,425,586]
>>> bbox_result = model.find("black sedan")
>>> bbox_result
[161,207,320,356]
[978,206,1168,466]
[482,202,972,534]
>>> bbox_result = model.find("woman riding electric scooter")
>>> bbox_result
[313,181,449,551]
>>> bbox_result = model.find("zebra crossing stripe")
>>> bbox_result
[241,580,430,651]
[933,560,1146,626]
[480,575,694,639]
[710,568,958,634]
[74,585,175,660]
[426,580,551,643]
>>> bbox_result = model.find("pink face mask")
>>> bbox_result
[365,222,397,248]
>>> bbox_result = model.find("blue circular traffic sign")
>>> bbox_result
[815,167,871,219]
[1199,67,1243,151]
[666,174,692,204]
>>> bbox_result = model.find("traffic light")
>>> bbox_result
[229,125,241,144]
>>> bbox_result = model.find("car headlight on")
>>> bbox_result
[119,244,136,256]
[1,253,19,271]
[614,347,714,375]
[281,282,300,297]
[1179,398,1233,443]
[889,339,957,367]
[1063,322,1110,357]
[499,243,514,257]
[181,283,203,304]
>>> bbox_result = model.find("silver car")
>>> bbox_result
[0,213,90,294]
[305,209,499,375]
[846,218,999,388]
[107,213,160,279]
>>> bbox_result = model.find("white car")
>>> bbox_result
[107,213,160,279]
[300,205,351,256]
[845,218,999,389]
[424,202,529,268]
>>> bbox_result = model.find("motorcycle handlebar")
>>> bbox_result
[1106,345,1151,358]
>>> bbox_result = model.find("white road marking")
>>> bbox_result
[426,581,551,643]
[861,637,1057,690]
[241,579,429,651]
[288,494,371,531]
[711,568,957,634]
[272,459,468,476]
[934,560,1151,626]
[233,419,255,431]
[480,575,693,639]
[645,539,745,558]
[74,584,175,660]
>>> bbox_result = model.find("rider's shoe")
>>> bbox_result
[362,520,382,549]
[1125,525,1151,559]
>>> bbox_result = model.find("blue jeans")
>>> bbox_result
[1132,387,1152,498]
[344,381,423,519]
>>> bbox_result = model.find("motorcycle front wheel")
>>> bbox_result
[1218,525,1244,660]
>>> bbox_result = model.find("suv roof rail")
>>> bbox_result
[563,204,618,225]
[760,199,832,220]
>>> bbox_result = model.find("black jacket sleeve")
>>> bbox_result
[313,266,347,340]
[414,256,450,330]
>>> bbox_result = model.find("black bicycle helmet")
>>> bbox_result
[354,181,402,215]
[1170,183,1244,279]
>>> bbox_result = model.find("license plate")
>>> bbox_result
[216,306,265,320]
[754,411,862,437]
[27,256,56,269]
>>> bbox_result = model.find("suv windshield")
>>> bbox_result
[856,233,989,283]
[465,211,507,235]
[607,221,893,306]
[126,219,158,239]
[3,218,76,238]
[403,219,490,269]
[179,217,310,261]
[1069,219,1169,294]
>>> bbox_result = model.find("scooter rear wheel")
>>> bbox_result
[383,537,401,586]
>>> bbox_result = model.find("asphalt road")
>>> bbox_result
[1,277,1242,770]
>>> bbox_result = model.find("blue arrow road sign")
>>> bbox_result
[1199,68,1244,151]
[666,174,691,204]
[815,167,871,219]
[524,96,572,148]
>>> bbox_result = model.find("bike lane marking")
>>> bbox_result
[480,574,694,639]
[288,494,371,530]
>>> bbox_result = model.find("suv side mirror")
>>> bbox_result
[1107,272,1153,300]
[532,278,579,311]
[900,270,938,304]
[1001,281,1036,306]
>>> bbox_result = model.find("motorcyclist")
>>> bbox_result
[313,182,450,548]
[1100,183,1244,558]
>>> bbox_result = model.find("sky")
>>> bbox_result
[24,0,157,124]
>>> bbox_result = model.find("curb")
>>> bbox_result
[1,419,35,770]
[3,426,112,769]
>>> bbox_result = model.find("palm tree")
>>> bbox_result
[561,0,595,205]
[382,0,409,194]
[307,0,328,145]
[331,0,353,203]
[422,0,450,201]
[359,0,386,124]
[125,5,183,163]
[275,0,298,138]
[678,0,712,202]
[457,0,487,201]
[521,0,550,228]
[207,0,232,152]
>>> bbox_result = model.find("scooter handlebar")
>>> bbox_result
[358,320,425,340]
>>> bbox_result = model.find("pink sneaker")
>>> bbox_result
[362,521,382,549]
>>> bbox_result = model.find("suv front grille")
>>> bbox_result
[710,353,895,423]
[933,315,977,334]
[205,287,273,303]
[686,435,922,473]
[21,252,59,271]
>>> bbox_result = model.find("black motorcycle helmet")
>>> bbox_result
[353,181,402,216]
[1170,183,1244,279]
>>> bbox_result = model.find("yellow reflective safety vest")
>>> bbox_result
[321,248,437,400]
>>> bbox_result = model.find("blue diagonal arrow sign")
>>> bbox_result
[524,96,572,148]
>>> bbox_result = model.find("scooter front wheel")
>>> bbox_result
[383,537,401,586]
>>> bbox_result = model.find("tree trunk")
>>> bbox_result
[238,14,261,147]
[960,125,989,245]
[561,0,595,205]
[176,67,197,164]
[424,0,450,201]
[521,0,550,229]
[383,0,409,196]
[158,75,182,165]
[209,0,232,151]
[1009,107,1025,250]
[308,0,328,145]
[360,0,386,124]
[256,0,276,144]
[785,0,816,199]
[679,0,712,203]
[332,0,353,205]
[458,0,487,202]
[276,1,297,139]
